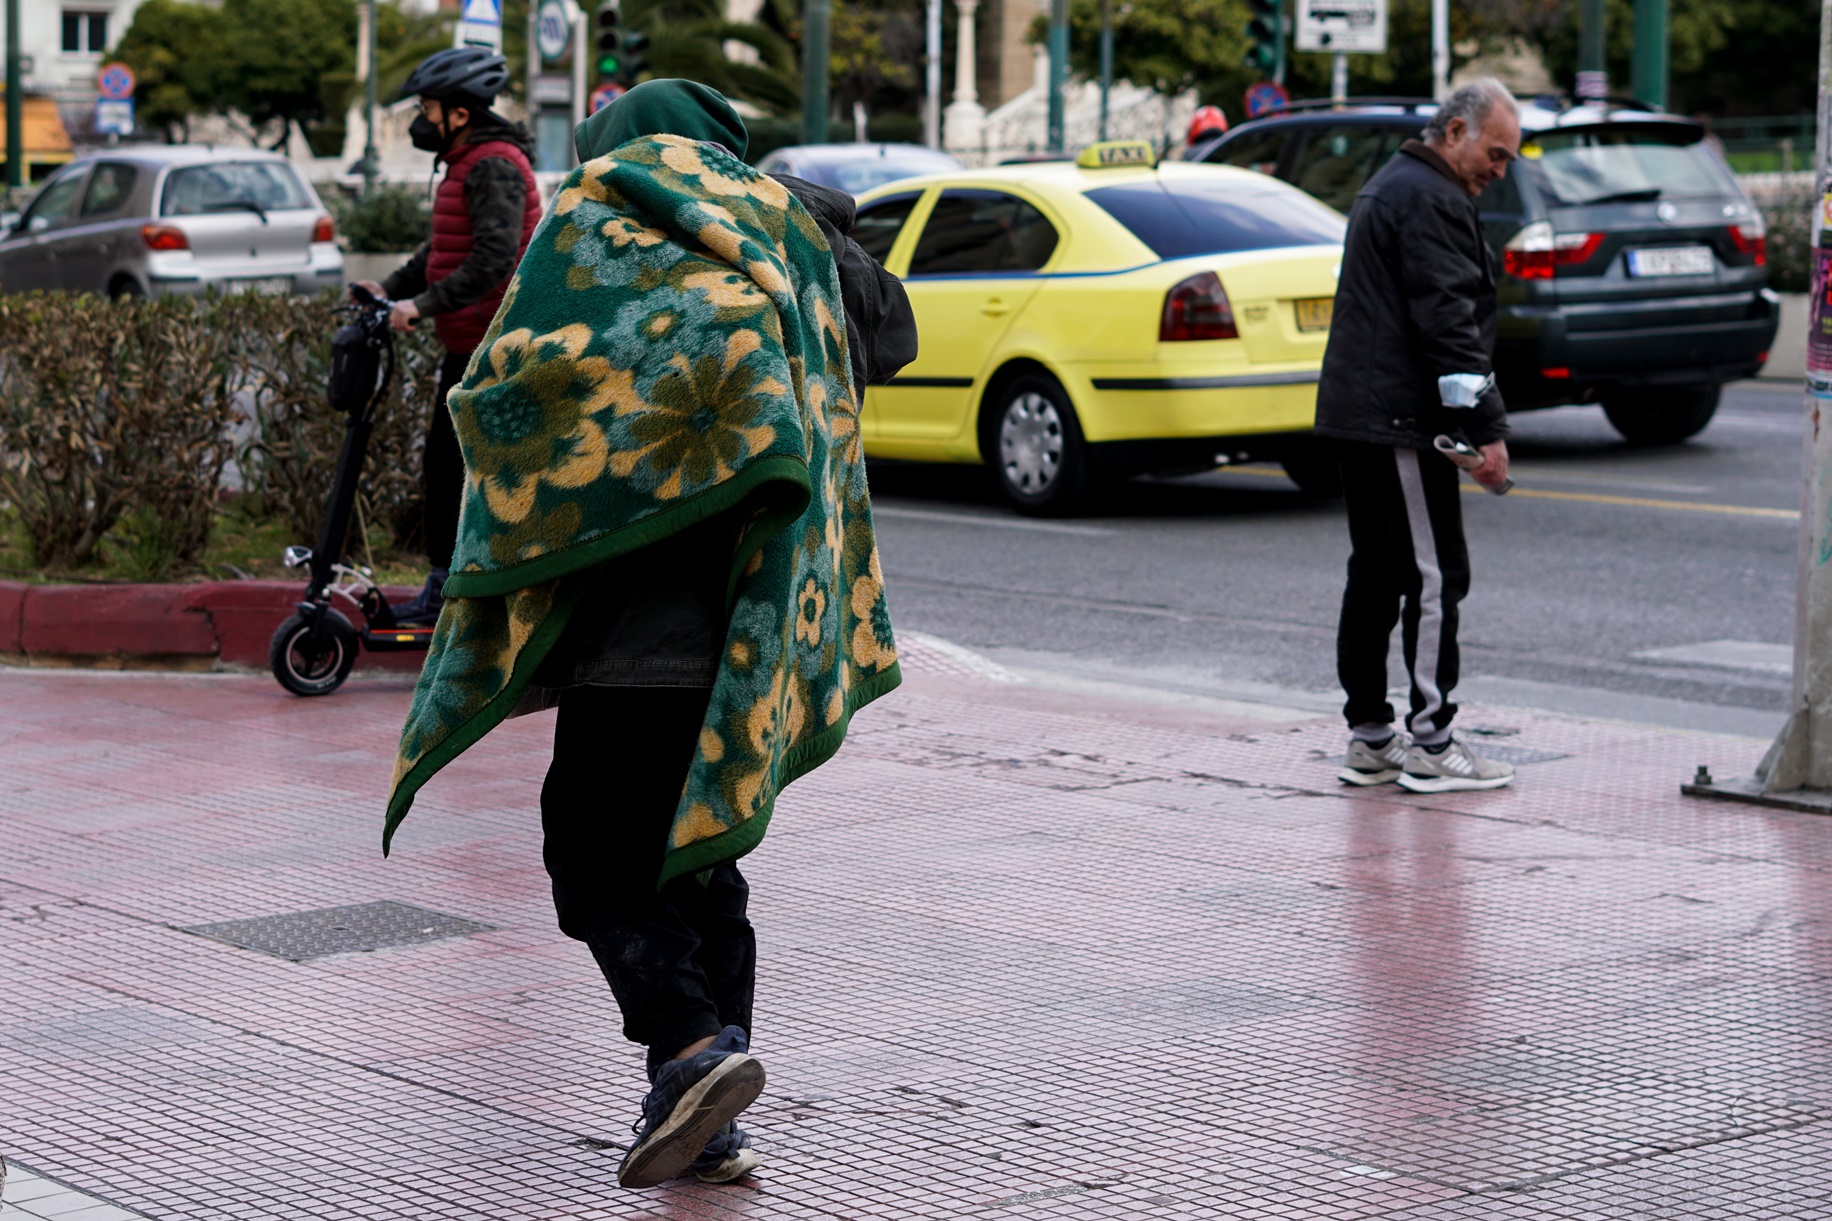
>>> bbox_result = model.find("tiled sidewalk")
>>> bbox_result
[2,648,1829,1220]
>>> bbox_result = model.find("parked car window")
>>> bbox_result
[1085,177,1346,259]
[853,192,920,263]
[80,163,139,217]
[1206,127,1291,177]
[1526,127,1740,207]
[1288,126,1394,212]
[161,161,312,216]
[19,169,87,231]
[907,190,1059,275]
[816,150,961,196]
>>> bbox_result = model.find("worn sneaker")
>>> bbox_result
[391,568,448,626]
[1339,735,1410,786]
[690,1121,761,1183]
[1396,738,1515,792]
[618,1026,765,1189]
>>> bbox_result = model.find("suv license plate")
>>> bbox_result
[1626,246,1714,277]
[232,276,294,295]
[1294,297,1334,331]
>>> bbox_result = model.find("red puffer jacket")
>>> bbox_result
[426,136,541,353]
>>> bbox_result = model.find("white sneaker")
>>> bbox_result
[1396,738,1515,792]
[1339,735,1410,786]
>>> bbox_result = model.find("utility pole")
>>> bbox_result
[1430,0,1448,100]
[1331,52,1347,104]
[802,0,830,144]
[1577,0,1606,99]
[1630,0,1668,108]
[1047,0,1068,153]
[5,0,20,191]
[1098,0,1112,142]
[361,0,379,193]
[1685,0,1832,815]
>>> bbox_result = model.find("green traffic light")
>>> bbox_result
[597,55,620,73]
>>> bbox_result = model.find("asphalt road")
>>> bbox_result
[866,380,1805,738]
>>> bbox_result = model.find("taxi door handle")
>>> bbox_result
[981,298,1009,316]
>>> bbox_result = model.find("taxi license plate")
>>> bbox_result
[1294,297,1334,332]
[1626,246,1714,277]
[232,276,294,295]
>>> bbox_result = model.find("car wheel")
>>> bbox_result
[989,373,1092,515]
[269,609,359,697]
[1603,384,1721,445]
[1280,445,1343,497]
[109,276,145,300]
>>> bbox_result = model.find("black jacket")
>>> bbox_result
[772,174,919,395]
[1314,141,1508,449]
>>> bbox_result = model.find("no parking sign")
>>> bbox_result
[97,62,136,100]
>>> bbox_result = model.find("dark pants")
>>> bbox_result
[1335,440,1471,745]
[422,350,470,572]
[541,685,756,1079]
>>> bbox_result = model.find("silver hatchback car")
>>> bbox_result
[0,145,343,297]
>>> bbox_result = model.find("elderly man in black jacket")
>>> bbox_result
[1316,78,1520,793]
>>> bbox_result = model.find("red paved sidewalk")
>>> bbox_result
[1,649,1828,1219]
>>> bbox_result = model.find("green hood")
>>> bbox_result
[574,79,749,163]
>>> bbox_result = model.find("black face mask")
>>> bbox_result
[409,114,451,154]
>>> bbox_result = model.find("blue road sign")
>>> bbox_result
[95,98,134,136]
[97,63,136,100]
[1244,80,1290,118]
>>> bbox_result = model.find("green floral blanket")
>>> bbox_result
[385,134,900,883]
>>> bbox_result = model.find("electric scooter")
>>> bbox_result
[268,285,435,696]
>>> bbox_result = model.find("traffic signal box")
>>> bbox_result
[1244,0,1281,75]
[593,0,648,87]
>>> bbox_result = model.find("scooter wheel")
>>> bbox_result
[269,609,359,697]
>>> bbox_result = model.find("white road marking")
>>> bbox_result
[872,504,1117,536]
[1633,640,1794,674]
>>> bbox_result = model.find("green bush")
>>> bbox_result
[0,293,241,572]
[330,182,432,253]
[1760,186,1813,295]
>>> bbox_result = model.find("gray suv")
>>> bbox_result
[0,145,343,298]
[1193,97,1780,443]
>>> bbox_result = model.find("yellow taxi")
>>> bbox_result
[854,140,1347,511]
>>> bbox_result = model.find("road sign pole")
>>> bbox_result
[1577,0,1606,98]
[1274,0,1286,86]
[802,0,830,144]
[1687,0,1832,814]
[923,0,941,148]
[362,0,379,193]
[5,0,21,190]
[571,5,587,162]
[1430,0,1448,100]
[1098,0,1112,143]
[1046,0,1067,152]
[1331,52,1347,103]
[1630,0,1668,109]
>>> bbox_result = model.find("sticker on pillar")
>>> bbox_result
[1809,245,1832,399]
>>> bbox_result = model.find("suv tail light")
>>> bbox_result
[141,224,189,251]
[312,214,336,243]
[1728,219,1767,266]
[1502,222,1603,279]
[1160,271,1237,341]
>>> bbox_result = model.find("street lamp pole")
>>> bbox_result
[1047,0,1067,153]
[1577,0,1606,98]
[1430,0,1448,101]
[7,0,23,191]
[1687,0,1832,814]
[1630,0,1668,109]
[802,0,830,144]
[924,0,941,148]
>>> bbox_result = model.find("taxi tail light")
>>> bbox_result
[141,224,189,252]
[1503,222,1602,279]
[312,214,336,243]
[1160,271,1237,341]
[1729,220,1767,266]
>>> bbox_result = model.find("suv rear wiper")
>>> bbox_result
[203,199,269,223]
[1573,188,1662,206]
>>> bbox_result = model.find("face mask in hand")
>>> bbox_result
[409,114,450,154]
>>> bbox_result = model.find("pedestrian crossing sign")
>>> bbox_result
[456,0,504,52]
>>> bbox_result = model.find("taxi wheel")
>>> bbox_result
[990,374,1091,515]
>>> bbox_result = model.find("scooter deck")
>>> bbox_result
[361,624,436,652]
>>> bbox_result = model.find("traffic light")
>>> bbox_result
[621,30,649,84]
[594,0,622,79]
[1244,0,1281,76]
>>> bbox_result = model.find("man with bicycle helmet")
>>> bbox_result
[351,46,542,623]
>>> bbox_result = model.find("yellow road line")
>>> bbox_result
[1459,483,1799,520]
[1214,463,1798,519]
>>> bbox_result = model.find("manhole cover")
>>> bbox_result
[183,901,493,961]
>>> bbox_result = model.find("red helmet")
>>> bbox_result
[1187,105,1230,144]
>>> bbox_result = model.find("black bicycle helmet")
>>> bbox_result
[396,47,510,104]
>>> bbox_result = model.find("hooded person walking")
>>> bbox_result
[383,80,910,1189]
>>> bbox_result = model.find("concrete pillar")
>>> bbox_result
[943,0,984,152]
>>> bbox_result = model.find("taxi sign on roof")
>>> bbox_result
[1075,140,1156,170]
